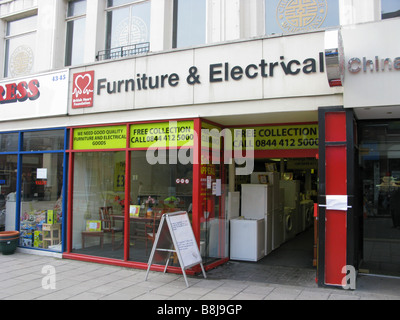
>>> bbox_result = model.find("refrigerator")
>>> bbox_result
[230,217,265,261]
[241,184,272,256]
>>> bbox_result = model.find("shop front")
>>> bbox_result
[63,119,230,272]
[60,28,339,273]
[0,27,354,283]
[0,69,69,254]
[340,18,400,279]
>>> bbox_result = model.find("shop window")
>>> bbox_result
[4,15,37,77]
[381,0,400,19]
[129,151,193,262]
[173,0,206,48]
[359,121,400,276]
[72,152,125,259]
[0,133,19,152]
[200,122,229,263]
[265,0,339,36]
[0,155,18,231]
[65,0,87,66]
[23,130,65,151]
[105,0,151,57]
[19,153,64,251]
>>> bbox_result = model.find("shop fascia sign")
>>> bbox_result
[0,78,40,104]
[1,69,69,121]
[72,52,328,108]
[98,54,326,91]
[348,55,400,74]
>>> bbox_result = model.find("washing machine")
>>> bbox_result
[283,207,296,243]
[300,200,314,230]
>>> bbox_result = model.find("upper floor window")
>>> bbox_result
[265,0,339,36]
[106,0,151,51]
[173,0,206,48]
[4,15,37,78]
[381,0,400,19]
[65,0,87,66]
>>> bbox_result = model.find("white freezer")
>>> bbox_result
[241,184,272,218]
[241,184,272,255]
[230,218,265,262]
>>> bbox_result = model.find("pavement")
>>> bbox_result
[0,251,399,301]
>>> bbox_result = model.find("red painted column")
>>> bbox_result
[67,129,74,254]
[323,112,348,286]
[192,118,202,245]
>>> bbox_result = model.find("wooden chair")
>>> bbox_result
[144,212,161,254]
[99,206,123,250]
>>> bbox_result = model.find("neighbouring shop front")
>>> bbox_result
[0,69,69,254]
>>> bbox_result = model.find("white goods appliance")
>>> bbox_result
[230,217,265,261]
[250,172,269,184]
[272,209,284,250]
[226,192,240,220]
[280,180,300,235]
[283,207,296,242]
[300,200,314,230]
[241,184,272,255]
[266,172,284,250]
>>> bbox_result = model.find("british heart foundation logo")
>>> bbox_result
[72,71,94,108]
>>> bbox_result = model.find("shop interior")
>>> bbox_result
[358,121,400,277]
[229,157,318,270]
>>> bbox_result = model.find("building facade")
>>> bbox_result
[0,0,399,288]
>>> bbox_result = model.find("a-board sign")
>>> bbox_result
[145,211,206,287]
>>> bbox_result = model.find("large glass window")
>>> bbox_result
[0,130,67,252]
[106,0,151,50]
[65,0,87,66]
[23,130,65,152]
[0,133,19,152]
[4,15,37,77]
[72,152,125,260]
[359,121,400,277]
[20,153,64,251]
[0,155,18,232]
[129,151,193,262]
[265,0,339,35]
[200,122,229,264]
[381,0,400,19]
[173,0,206,48]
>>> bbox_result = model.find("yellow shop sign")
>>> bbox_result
[232,124,318,150]
[130,121,194,148]
[73,125,127,150]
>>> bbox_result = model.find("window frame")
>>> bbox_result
[65,0,87,67]
[105,0,150,52]
[4,15,37,77]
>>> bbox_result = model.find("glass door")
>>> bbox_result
[72,151,125,259]
[200,121,229,264]
[359,121,400,276]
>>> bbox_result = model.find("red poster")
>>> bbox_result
[72,71,94,108]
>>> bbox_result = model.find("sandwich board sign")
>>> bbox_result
[145,211,206,287]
